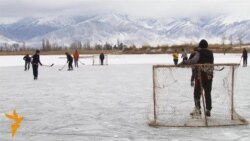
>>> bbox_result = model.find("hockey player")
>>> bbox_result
[65,52,73,70]
[31,50,43,80]
[172,49,179,65]
[100,53,105,65]
[181,48,188,61]
[180,39,214,117]
[23,54,31,71]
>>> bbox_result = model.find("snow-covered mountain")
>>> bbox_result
[0,13,250,47]
[0,34,17,44]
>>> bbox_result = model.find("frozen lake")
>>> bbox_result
[0,54,249,141]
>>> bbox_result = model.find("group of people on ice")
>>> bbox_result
[22,39,248,118]
[172,48,188,65]
[173,46,248,67]
[23,51,43,80]
[23,50,106,80]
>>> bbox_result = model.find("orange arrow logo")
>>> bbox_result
[5,109,23,137]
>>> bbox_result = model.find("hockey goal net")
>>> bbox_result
[149,63,248,127]
[79,55,108,65]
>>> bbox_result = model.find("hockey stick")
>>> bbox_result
[239,57,242,65]
[59,63,67,71]
[197,67,208,126]
[214,67,224,71]
[79,60,85,65]
[43,63,54,67]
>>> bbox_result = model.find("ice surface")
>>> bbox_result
[0,54,249,140]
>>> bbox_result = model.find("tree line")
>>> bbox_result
[0,38,249,53]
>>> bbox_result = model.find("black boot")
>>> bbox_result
[205,110,211,117]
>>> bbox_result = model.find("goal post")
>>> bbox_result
[92,55,108,65]
[149,63,248,127]
[78,55,108,65]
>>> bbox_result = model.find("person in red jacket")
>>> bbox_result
[73,50,79,67]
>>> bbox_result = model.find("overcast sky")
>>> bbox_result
[0,0,250,23]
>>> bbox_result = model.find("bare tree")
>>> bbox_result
[237,33,243,49]
[221,34,226,46]
[229,35,233,47]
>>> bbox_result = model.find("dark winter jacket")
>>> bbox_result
[66,54,73,63]
[184,48,214,79]
[184,48,214,64]
[198,48,214,79]
[32,54,42,65]
[100,53,105,60]
[243,49,248,58]
[197,48,214,64]
[23,55,31,62]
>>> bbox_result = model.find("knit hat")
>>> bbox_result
[199,39,208,48]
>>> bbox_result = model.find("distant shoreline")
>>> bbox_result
[0,45,249,55]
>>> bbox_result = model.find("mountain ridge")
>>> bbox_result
[0,13,250,47]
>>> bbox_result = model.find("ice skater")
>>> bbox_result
[65,52,73,71]
[23,54,31,71]
[172,49,179,65]
[31,50,43,80]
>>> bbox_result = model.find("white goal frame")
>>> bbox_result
[92,55,108,66]
[149,63,248,127]
[79,55,108,65]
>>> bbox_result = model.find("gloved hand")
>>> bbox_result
[191,81,194,87]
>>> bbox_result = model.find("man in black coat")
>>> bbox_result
[23,54,31,71]
[242,48,248,67]
[65,52,73,70]
[181,39,214,117]
[31,50,43,80]
[99,53,105,65]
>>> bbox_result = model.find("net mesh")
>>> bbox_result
[149,64,248,127]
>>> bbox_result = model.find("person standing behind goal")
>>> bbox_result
[100,53,105,65]
[180,39,214,117]
[242,48,248,67]
[31,50,43,80]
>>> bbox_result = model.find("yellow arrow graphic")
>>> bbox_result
[5,109,23,137]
